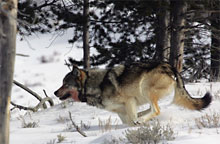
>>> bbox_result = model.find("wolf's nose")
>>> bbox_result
[54,90,58,96]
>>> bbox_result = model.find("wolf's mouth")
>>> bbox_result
[59,93,71,100]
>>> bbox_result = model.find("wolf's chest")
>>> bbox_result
[101,96,124,112]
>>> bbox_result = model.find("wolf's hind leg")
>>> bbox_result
[137,100,160,123]
[137,109,151,117]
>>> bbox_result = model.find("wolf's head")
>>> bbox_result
[54,65,87,102]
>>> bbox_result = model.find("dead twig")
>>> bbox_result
[33,97,54,111]
[11,80,54,112]
[10,102,35,112]
[11,97,54,112]
[64,60,72,71]
[16,53,29,57]
[43,89,54,106]
[68,111,87,137]
[13,80,47,108]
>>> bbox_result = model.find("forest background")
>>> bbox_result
[18,0,220,82]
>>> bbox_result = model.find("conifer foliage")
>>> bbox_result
[18,0,220,81]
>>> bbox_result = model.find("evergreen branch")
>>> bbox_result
[89,18,152,24]
[68,58,84,66]
[34,0,58,10]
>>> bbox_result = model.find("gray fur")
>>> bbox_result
[85,65,125,108]
[55,62,212,125]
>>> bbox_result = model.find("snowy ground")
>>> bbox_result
[10,33,220,144]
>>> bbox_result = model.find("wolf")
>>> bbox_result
[54,61,212,125]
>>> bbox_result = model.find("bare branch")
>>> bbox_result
[16,53,29,57]
[13,80,47,109]
[10,102,36,112]
[34,97,54,111]
[64,60,72,71]
[34,0,58,10]
[13,80,54,111]
[43,89,54,106]
[68,111,87,137]
[11,97,54,112]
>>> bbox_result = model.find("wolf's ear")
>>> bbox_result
[71,65,81,77]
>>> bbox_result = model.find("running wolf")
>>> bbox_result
[54,61,212,125]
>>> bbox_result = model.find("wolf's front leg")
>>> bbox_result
[117,113,130,124]
[124,97,139,125]
[107,71,119,91]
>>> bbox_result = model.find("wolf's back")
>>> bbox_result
[173,71,212,110]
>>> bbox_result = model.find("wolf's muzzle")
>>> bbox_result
[59,93,71,100]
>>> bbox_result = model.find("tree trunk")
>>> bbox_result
[0,0,17,144]
[155,0,170,62]
[169,0,187,72]
[210,11,220,81]
[83,0,90,69]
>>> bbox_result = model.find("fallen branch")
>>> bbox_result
[11,102,36,112]
[16,53,29,57]
[11,97,54,112]
[68,111,87,137]
[43,89,54,106]
[13,80,48,108]
[11,80,54,112]
[33,97,54,112]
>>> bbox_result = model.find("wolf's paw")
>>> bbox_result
[133,118,144,125]
[133,120,141,125]
[135,116,149,125]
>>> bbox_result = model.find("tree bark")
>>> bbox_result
[155,0,170,62]
[83,0,90,69]
[210,10,220,81]
[169,0,187,72]
[0,0,17,144]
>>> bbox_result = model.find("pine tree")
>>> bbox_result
[169,0,187,72]
[210,0,220,81]
[17,0,219,82]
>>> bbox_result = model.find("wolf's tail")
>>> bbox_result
[173,72,212,110]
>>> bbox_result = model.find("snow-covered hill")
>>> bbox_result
[10,34,220,144]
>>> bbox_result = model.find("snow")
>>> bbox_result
[10,33,220,144]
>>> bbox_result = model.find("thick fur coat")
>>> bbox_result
[54,62,212,125]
